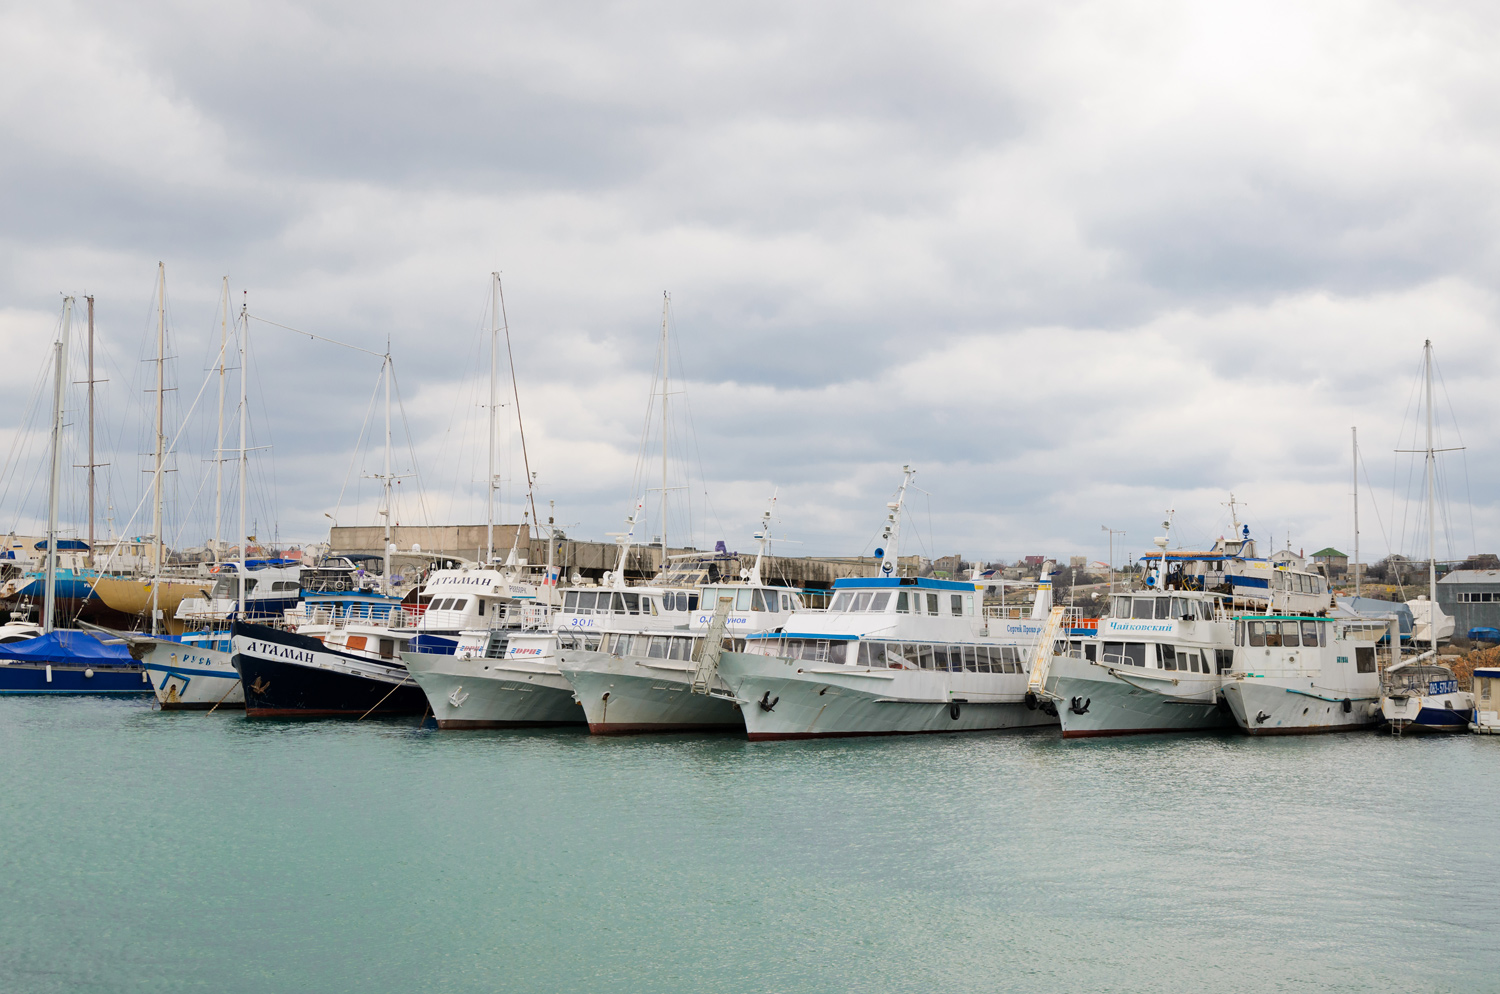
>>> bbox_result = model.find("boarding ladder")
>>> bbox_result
[689,596,734,695]
[1025,606,1069,700]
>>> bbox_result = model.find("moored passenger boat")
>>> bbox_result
[712,470,1059,740]
[231,618,428,717]
[1220,615,1388,734]
[556,502,804,734]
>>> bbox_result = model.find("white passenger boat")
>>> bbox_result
[1470,666,1500,733]
[556,502,803,734]
[1043,511,1335,738]
[712,470,1060,740]
[1220,615,1389,734]
[403,502,701,728]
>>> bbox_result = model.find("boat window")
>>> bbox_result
[962,646,978,672]
[965,595,974,616]
[1102,641,1125,665]
[895,591,909,613]
[1084,643,1096,663]
[451,599,468,613]
[974,646,991,673]
[829,641,849,665]
[1281,621,1301,648]
[1155,598,1175,620]
[735,589,752,611]
[647,598,658,616]
[951,594,963,615]
[1170,598,1188,619]
[647,636,668,658]
[669,637,691,660]
[584,635,602,651]
[1216,649,1233,674]
[926,593,939,615]
[830,592,852,612]
[1356,647,1375,673]
[1122,643,1147,667]
[1301,621,1320,647]
[563,591,578,611]
[1160,644,1177,671]
[576,591,597,613]
[870,592,891,611]
[853,592,872,612]
[949,645,965,671]
[859,642,884,667]
[622,593,639,614]
[785,639,804,659]
[380,638,395,659]
[782,595,792,611]
[916,644,935,670]
[895,643,915,667]
[1110,596,1129,617]
[1258,622,1278,647]
[1131,599,1156,620]
[934,645,949,669]
[687,593,699,611]
[616,593,631,613]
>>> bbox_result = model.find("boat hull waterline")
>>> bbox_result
[403,649,584,728]
[139,640,243,710]
[1046,654,1226,739]
[557,649,743,734]
[717,651,1056,740]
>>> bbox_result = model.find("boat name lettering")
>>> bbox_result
[568,618,595,628]
[508,647,545,657]
[1103,620,1177,634]
[1003,623,1043,635]
[248,641,316,664]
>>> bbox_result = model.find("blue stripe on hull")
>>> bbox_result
[0,664,151,694]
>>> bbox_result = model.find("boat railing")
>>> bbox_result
[477,602,553,631]
[283,603,418,630]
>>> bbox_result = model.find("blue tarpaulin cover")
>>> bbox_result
[0,631,135,664]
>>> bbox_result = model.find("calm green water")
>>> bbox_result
[1,697,1496,993]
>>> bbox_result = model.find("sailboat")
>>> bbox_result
[89,265,214,632]
[1380,340,1475,733]
[0,297,151,695]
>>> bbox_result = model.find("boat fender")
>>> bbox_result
[949,703,961,720]
[84,668,93,678]
[1069,696,1090,715]
[1342,698,1352,714]
[758,691,779,713]
[1255,710,1270,724]
[1216,695,1231,715]
[1024,691,1038,711]
[1041,700,1058,717]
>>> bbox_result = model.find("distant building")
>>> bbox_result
[1023,555,1045,568]
[1269,547,1306,569]
[1069,556,1086,569]
[932,554,964,577]
[1310,547,1349,575]
[1438,569,1500,636]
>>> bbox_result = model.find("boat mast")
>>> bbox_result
[382,347,392,597]
[214,278,228,562]
[546,499,556,607]
[1352,427,1360,598]
[748,492,776,586]
[44,297,73,635]
[488,272,498,564]
[238,295,249,620]
[879,466,913,577]
[85,295,96,567]
[151,264,166,634]
[659,292,669,574]
[1424,339,1437,657]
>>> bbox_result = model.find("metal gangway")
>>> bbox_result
[689,596,734,695]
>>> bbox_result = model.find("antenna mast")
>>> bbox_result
[151,265,166,634]
[1352,427,1360,598]
[488,272,499,564]
[238,295,249,620]
[1424,340,1437,657]
[660,292,669,573]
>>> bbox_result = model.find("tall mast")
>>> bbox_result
[85,295,96,566]
[749,492,776,586]
[659,292,669,573]
[214,278,228,561]
[488,272,499,564]
[546,499,556,608]
[44,298,73,634]
[151,264,166,634]
[1424,339,1437,656]
[1352,427,1360,598]
[383,348,392,597]
[238,296,249,620]
[879,466,913,577]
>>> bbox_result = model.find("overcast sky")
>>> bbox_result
[3,0,1499,567]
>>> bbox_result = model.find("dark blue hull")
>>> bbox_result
[232,621,427,717]
[0,661,151,695]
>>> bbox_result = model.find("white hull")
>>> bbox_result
[1380,691,1475,733]
[403,650,584,728]
[140,640,243,709]
[716,650,1055,740]
[557,648,743,734]
[1222,678,1380,734]
[1046,654,1225,738]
